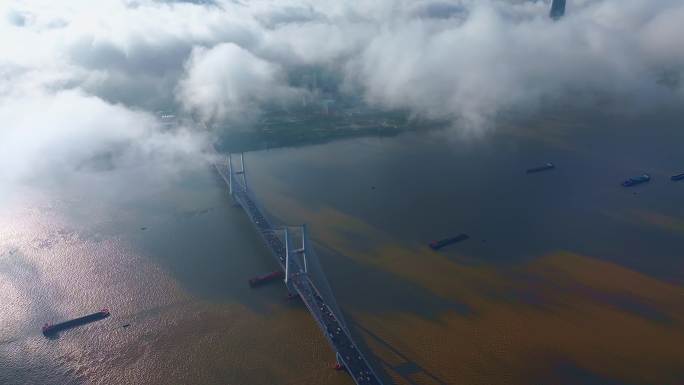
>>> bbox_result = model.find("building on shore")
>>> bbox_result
[550,0,566,20]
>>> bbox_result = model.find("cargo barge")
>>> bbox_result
[622,174,650,187]
[249,270,284,287]
[671,173,684,181]
[526,162,555,174]
[42,309,110,336]
[429,234,469,250]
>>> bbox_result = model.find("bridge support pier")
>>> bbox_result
[227,152,245,207]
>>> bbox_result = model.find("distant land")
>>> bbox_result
[216,108,448,153]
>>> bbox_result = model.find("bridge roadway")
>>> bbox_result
[213,159,383,385]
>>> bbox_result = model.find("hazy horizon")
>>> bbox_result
[2,1,683,385]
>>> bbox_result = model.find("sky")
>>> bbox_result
[1,0,683,195]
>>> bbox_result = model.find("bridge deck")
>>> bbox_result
[214,159,383,385]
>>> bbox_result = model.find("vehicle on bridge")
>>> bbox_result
[212,150,385,385]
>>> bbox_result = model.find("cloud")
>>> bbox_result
[177,42,302,123]
[346,0,684,127]
[0,89,210,198]
[3,0,682,123]
[5,9,26,26]
[0,0,683,194]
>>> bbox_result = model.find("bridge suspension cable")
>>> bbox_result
[212,149,384,385]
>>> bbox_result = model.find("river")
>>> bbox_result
[1,109,683,384]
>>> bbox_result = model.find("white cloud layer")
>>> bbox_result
[177,43,302,123]
[3,0,682,122]
[0,88,210,198]
[1,0,683,189]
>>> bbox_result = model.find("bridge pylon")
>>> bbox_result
[226,152,247,198]
[294,224,308,274]
[283,225,309,297]
[284,225,308,280]
[213,146,386,385]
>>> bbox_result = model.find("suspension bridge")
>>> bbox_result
[212,150,385,385]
